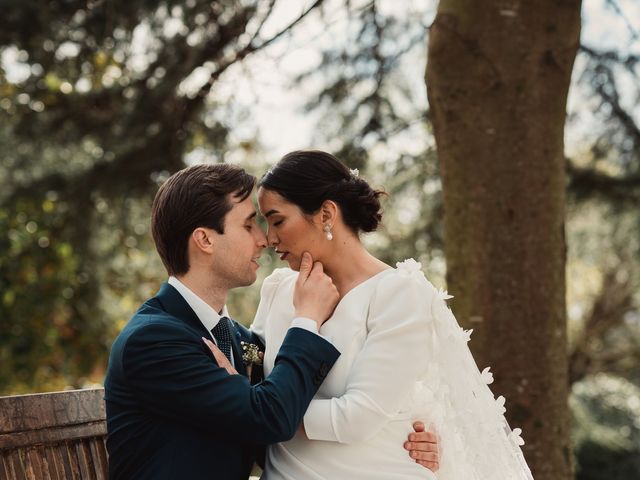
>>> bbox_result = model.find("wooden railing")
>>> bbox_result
[0,388,107,479]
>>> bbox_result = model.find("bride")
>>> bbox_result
[253,150,532,479]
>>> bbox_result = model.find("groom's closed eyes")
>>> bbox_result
[244,211,259,231]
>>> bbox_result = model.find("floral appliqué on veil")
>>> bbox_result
[398,258,533,480]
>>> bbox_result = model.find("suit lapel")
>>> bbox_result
[229,320,247,377]
[154,283,210,337]
[154,283,250,377]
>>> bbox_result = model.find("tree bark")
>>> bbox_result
[426,1,581,479]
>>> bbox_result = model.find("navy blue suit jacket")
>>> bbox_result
[104,283,340,480]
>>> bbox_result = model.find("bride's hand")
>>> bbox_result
[404,421,440,472]
[202,337,238,375]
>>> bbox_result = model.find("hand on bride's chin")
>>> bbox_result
[290,253,320,271]
[287,256,302,271]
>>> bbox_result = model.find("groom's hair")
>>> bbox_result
[151,164,256,276]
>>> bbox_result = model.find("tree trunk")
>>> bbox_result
[426,1,581,479]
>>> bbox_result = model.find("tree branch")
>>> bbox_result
[567,160,640,203]
[569,269,635,384]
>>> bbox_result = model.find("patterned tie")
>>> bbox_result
[211,316,233,362]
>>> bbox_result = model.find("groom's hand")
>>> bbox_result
[293,252,339,329]
[404,421,439,472]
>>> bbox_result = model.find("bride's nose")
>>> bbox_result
[267,228,278,247]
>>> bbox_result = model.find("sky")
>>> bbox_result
[203,0,640,161]
[1,0,638,162]
[208,0,435,159]
[565,0,640,158]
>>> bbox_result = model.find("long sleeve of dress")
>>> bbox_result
[303,269,433,444]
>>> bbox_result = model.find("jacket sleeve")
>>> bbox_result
[303,272,434,444]
[119,321,339,445]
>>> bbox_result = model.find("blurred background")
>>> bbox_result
[0,0,638,478]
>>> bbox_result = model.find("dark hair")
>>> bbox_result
[259,150,385,233]
[151,163,256,276]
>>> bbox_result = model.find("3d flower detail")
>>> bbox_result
[396,258,422,271]
[437,288,454,301]
[495,395,506,415]
[461,328,473,342]
[396,258,424,279]
[481,367,494,385]
[349,168,359,177]
[510,428,525,446]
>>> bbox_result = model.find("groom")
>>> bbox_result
[105,163,438,480]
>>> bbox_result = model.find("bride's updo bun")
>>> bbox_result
[259,150,385,233]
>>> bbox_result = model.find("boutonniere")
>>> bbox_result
[241,341,263,377]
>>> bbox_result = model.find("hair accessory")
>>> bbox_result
[323,224,333,241]
[349,168,359,178]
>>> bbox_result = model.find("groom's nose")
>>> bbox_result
[255,228,267,248]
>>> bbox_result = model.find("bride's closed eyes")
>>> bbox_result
[265,214,285,228]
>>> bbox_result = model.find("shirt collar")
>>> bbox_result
[168,276,229,333]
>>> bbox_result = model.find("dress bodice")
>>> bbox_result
[250,263,437,480]
[259,268,395,399]
[250,260,532,480]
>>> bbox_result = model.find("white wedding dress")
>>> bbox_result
[251,260,533,480]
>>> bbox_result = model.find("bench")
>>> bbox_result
[0,388,108,479]
[0,388,263,479]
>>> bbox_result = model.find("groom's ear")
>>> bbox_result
[191,227,216,253]
[320,200,338,224]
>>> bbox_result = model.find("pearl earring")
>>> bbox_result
[323,224,333,241]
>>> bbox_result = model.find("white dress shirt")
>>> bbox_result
[168,276,235,365]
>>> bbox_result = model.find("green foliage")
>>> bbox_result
[572,374,640,479]
[0,189,171,394]
[0,0,311,393]
[0,197,95,393]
